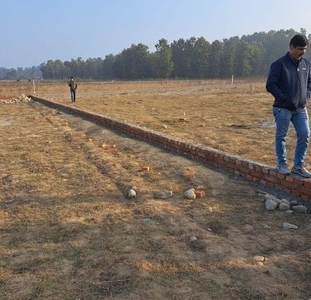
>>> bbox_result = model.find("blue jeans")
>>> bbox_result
[70,89,76,102]
[273,107,310,166]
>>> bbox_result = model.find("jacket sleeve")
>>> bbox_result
[266,61,287,102]
[308,67,311,99]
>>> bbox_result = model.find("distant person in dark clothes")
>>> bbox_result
[266,34,311,178]
[67,76,77,102]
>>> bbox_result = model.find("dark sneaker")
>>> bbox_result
[277,164,290,175]
[291,166,311,178]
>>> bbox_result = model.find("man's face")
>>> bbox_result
[290,45,308,60]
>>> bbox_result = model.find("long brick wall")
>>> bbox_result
[31,95,311,203]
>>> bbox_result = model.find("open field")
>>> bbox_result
[1,80,311,299]
[2,78,305,168]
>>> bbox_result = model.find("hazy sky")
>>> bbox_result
[1,0,311,68]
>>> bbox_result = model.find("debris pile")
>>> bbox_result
[0,94,32,104]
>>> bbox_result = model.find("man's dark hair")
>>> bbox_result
[290,34,309,47]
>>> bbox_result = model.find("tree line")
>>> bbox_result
[0,66,42,81]
[1,28,310,81]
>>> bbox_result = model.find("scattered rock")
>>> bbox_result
[190,236,197,242]
[184,188,196,200]
[265,198,278,211]
[262,193,309,215]
[256,189,267,196]
[289,200,299,207]
[154,190,173,199]
[143,218,157,225]
[128,188,136,199]
[264,193,281,204]
[253,256,265,262]
[279,202,290,211]
[4,199,14,203]
[283,222,298,230]
[253,255,265,266]
[292,205,308,213]
[280,198,291,205]
[0,94,32,104]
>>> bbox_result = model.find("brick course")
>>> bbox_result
[31,96,311,203]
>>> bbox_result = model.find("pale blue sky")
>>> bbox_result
[1,0,311,68]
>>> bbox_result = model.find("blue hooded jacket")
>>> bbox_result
[266,52,311,111]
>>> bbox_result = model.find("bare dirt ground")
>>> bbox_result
[1,80,311,299]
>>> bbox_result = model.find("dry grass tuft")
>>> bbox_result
[1,79,311,299]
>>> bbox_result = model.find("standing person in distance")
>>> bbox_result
[266,34,311,178]
[67,76,78,103]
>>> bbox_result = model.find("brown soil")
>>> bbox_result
[1,80,311,299]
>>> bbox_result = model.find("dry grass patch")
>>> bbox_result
[11,78,302,168]
[1,80,311,299]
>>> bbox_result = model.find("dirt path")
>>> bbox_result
[1,101,311,300]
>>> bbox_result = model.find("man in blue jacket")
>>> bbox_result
[266,34,311,177]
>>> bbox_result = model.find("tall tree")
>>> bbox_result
[184,37,197,78]
[33,27,310,80]
[207,40,223,78]
[171,38,186,78]
[102,54,116,80]
[40,59,66,79]
[192,37,210,78]
[114,43,151,80]
[155,38,173,79]
[221,36,239,78]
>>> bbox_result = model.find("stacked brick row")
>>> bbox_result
[31,96,311,203]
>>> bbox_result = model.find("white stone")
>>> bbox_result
[264,194,280,203]
[292,205,308,213]
[128,189,136,199]
[254,256,265,262]
[280,198,291,205]
[184,188,196,200]
[283,222,298,230]
[190,236,197,242]
[154,190,173,199]
[279,202,290,211]
[265,199,278,211]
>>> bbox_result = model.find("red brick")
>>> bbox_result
[239,167,250,174]
[226,162,239,171]
[280,181,296,190]
[295,185,311,196]
[301,180,311,188]
[195,190,206,198]
[300,194,311,203]
[285,176,295,182]
[249,169,264,179]
[264,175,278,183]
